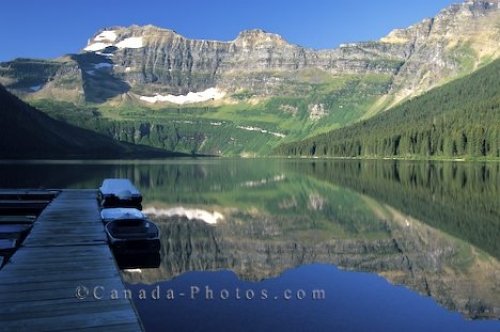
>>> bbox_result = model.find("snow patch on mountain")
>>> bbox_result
[116,37,143,49]
[139,87,225,104]
[94,30,118,42]
[84,42,113,52]
[85,34,144,52]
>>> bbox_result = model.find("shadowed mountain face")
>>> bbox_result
[0,84,183,159]
[70,53,131,103]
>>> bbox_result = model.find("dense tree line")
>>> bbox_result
[286,160,500,259]
[276,59,500,159]
[31,101,205,154]
[0,84,175,159]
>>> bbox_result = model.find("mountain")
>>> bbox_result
[0,84,185,159]
[0,0,498,156]
[274,58,500,159]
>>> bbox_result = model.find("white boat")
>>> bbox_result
[98,179,142,208]
[100,207,145,223]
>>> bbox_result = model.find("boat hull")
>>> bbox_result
[98,194,142,209]
[110,238,161,253]
[104,219,160,253]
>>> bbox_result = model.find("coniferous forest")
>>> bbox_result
[275,59,500,159]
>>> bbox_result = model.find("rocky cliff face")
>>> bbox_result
[0,0,498,156]
[1,0,497,105]
[382,0,500,101]
[74,25,404,98]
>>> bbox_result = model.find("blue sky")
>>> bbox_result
[0,0,458,62]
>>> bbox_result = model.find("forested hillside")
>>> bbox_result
[275,59,500,159]
[0,84,184,159]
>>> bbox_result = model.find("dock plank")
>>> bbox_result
[0,190,143,332]
[0,277,125,293]
[1,301,133,321]
[0,190,59,201]
[69,323,144,332]
[0,216,36,224]
[0,309,139,332]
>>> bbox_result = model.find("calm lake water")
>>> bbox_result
[1,159,499,331]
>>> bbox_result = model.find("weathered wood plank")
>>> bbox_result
[11,245,110,256]
[24,237,108,246]
[0,199,51,205]
[0,268,120,284]
[0,200,49,216]
[0,281,128,303]
[1,260,116,272]
[67,323,144,332]
[0,224,31,240]
[0,189,143,331]
[0,296,132,315]
[1,260,115,273]
[0,238,16,252]
[1,301,132,321]
[0,308,141,332]
[3,251,114,268]
[6,250,114,262]
[0,277,124,293]
[0,216,36,224]
[0,190,59,201]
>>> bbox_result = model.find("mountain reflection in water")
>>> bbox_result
[0,159,498,322]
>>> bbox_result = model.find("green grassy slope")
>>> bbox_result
[274,59,500,159]
[29,72,392,156]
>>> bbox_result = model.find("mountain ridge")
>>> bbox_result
[0,0,498,156]
[5,0,498,101]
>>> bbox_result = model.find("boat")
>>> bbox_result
[98,179,143,208]
[100,208,145,223]
[105,218,160,253]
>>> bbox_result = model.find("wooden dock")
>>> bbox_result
[0,190,144,331]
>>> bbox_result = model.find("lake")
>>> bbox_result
[0,159,499,331]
